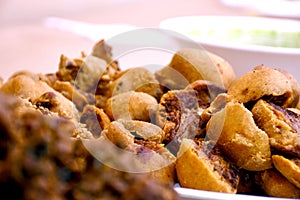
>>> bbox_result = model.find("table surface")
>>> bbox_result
[0,0,253,79]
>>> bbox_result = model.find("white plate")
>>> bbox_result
[222,0,300,19]
[159,16,300,82]
[175,185,295,200]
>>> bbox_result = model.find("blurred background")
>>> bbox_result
[0,0,249,79]
[0,0,298,79]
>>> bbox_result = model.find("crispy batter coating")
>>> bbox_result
[91,39,114,63]
[102,119,176,184]
[117,119,165,143]
[155,48,235,89]
[106,91,158,121]
[255,169,300,198]
[0,73,77,119]
[80,105,111,138]
[176,138,239,193]
[207,100,272,171]
[156,89,201,148]
[252,99,300,157]
[53,80,90,111]
[104,120,135,149]
[108,67,163,99]
[227,65,298,108]
[272,155,300,188]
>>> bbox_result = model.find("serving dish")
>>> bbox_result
[175,185,295,200]
[222,0,300,19]
[159,16,300,82]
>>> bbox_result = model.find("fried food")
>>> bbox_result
[80,104,111,137]
[109,67,163,98]
[91,39,114,63]
[0,73,77,119]
[102,120,176,184]
[105,91,158,121]
[252,99,300,157]
[206,100,272,171]
[227,65,299,108]
[0,93,178,200]
[117,119,165,143]
[255,169,300,198]
[185,80,227,107]
[272,155,300,188]
[57,54,107,93]
[155,48,235,89]
[53,80,90,111]
[156,80,226,153]
[176,138,239,193]
[2,37,300,199]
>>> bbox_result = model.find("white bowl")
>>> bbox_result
[159,16,300,82]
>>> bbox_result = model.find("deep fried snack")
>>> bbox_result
[155,48,235,89]
[106,91,158,121]
[277,68,300,106]
[0,92,178,200]
[272,155,300,188]
[91,39,114,63]
[80,105,111,138]
[0,73,77,119]
[198,93,235,131]
[125,142,176,185]
[207,100,272,171]
[117,119,165,143]
[104,120,135,148]
[104,119,166,147]
[176,138,239,193]
[102,120,176,184]
[227,65,299,108]
[185,80,227,108]
[156,80,226,150]
[57,54,108,93]
[108,67,163,98]
[255,169,300,198]
[252,99,300,157]
[156,89,201,151]
[53,80,90,111]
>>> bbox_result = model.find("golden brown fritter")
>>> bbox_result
[207,100,272,171]
[0,73,77,119]
[155,48,235,89]
[227,65,299,108]
[108,67,163,99]
[272,155,300,188]
[255,169,300,198]
[156,80,226,154]
[252,99,300,157]
[102,119,176,184]
[80,105,111,138]
[105,91,158,121]
[176,138,239,193]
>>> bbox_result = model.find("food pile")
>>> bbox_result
[0,39,300,199]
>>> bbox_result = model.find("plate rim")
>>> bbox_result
[175,185,296,200]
